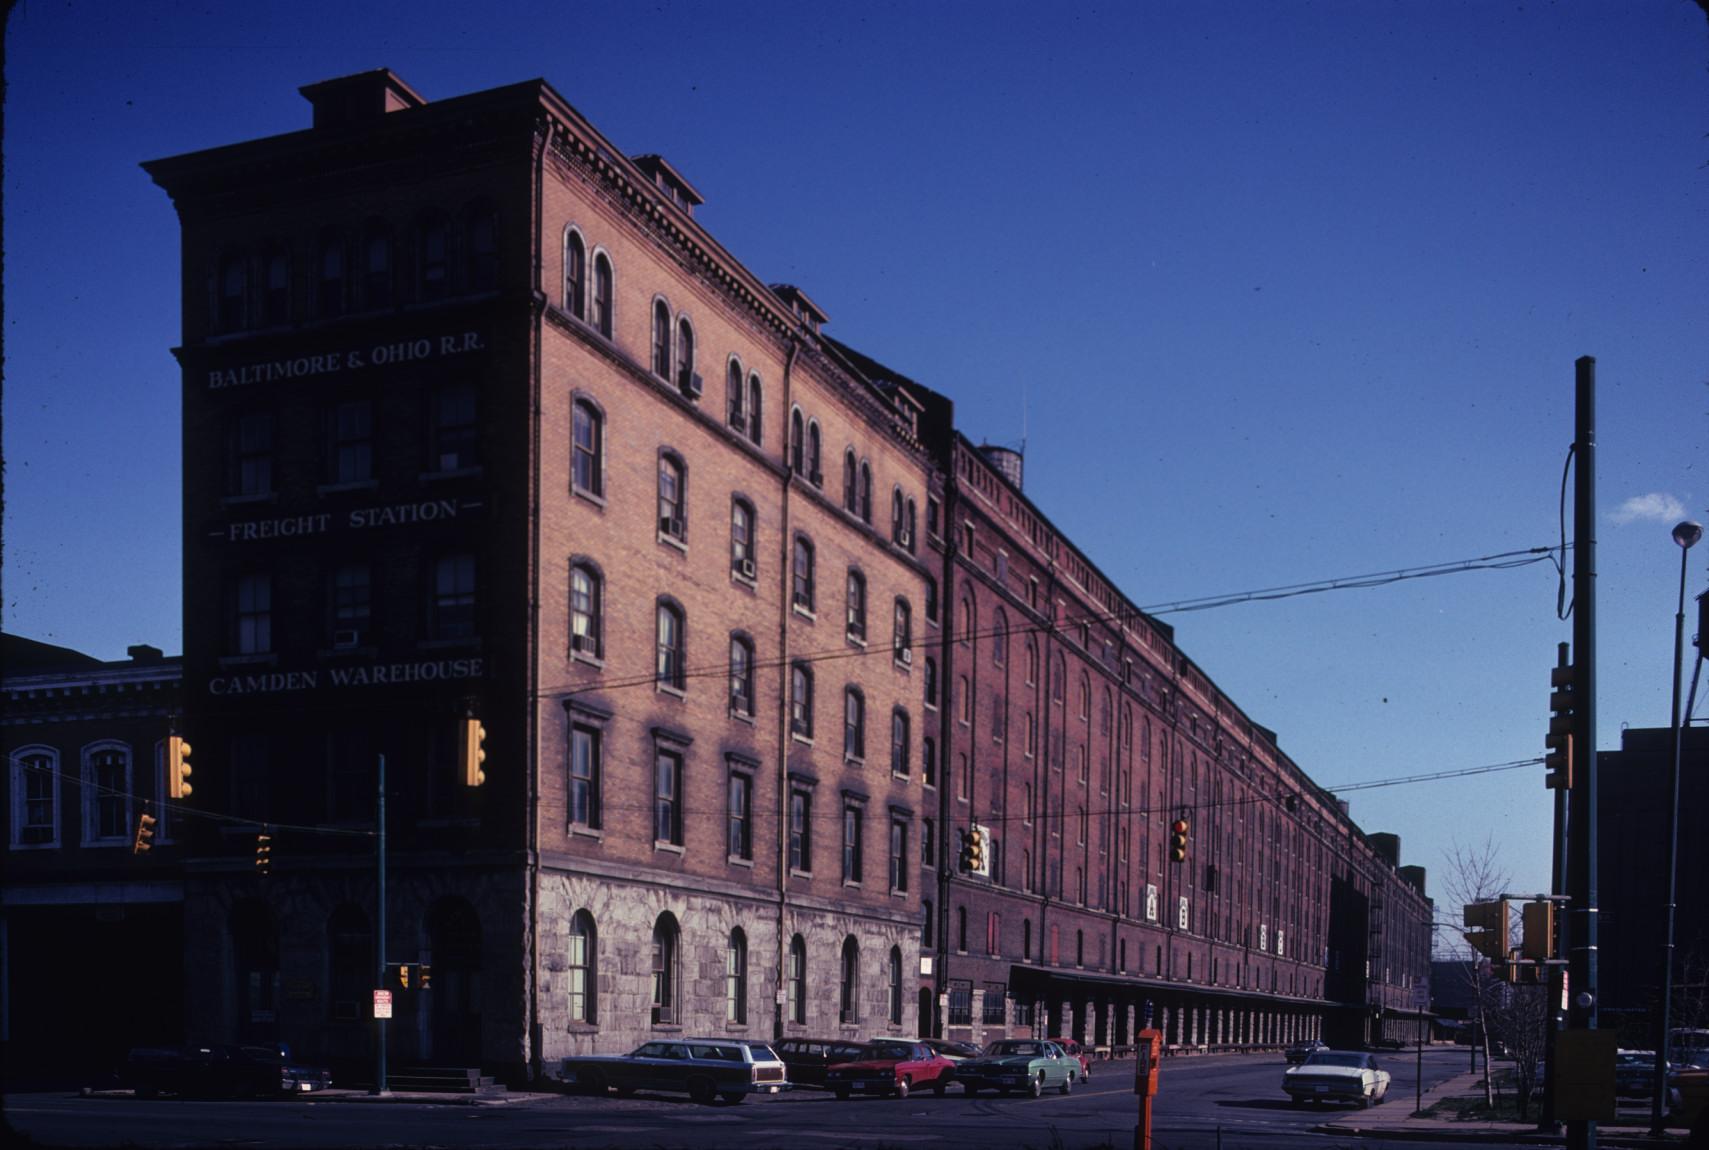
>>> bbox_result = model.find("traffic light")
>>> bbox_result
[132,808,157,855]
[459,717,487,787]
[1545,643,1576,790]
[1462,900,1509,960]
[1521,900,1556,961]
[167,734,193,799]
[967,827,985,872]
[1169,818,1190,863]
[255,830,272,876]
[398,964,411,990]
[417,963,431,991]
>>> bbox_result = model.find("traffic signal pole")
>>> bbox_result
[373,751,389,1096]
[1565,356,1599,1150]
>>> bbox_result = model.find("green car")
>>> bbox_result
[955,1039,1079,1097]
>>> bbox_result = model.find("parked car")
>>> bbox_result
[125,1044,329,1099]
[1047,1036,1093,1080]
[1369,1036,1407,1051]
[1282,1049,1391,1108]
[823,1040,955,1100]
[1614,1050,1667,1098]
[956,1039,1079,1098]
[774,1038,869,1089]
[1285,1039,1330,1064]
[560,1038,788,1104]
[918,1038,983,1063]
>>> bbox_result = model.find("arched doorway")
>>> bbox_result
[424,897,482,1064]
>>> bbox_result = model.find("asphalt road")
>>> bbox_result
[2,1048,1509,1150]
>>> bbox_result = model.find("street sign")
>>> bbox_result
[373,989,393,1019]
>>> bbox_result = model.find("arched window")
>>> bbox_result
[416,214,450,302]
[218,249,249,332]
[1023,918,1033,960]
[726,359,745,430]
[843,449,858,512]
[858,462,873,523]
[656,600,685,691]
[888,946,904,1025]
[844,687,865,760]
[10,746,59,847]
[924,657,938,708]
[729,634,755,717]
[789,408,805,475]
[652,300,673,378]
[731,498,756,579]
[82,742,131,843]
[807,421,822,485]
[726,928,748,1024]
[846,568,867,640]
[893,598,912,663]
[563,228,586,319]
[747,374,764,444]
[839,936,860,1024]
[1053,654,1067,703]
[362,220,392,309]
[571,398,603,498]
[1101,689,1113,736]
[891,488,905,543]
[957,906,968,952]
[592,252,614,337]
[570,560,603,658]
[568,910,596,1023]
[792,536,815,611]
[317,230,347,318]
[466,203,497,291]
[651,913,680,1025]
[891,709,910,776]
[675,316,695,392]
[658,453,686,541]
[788,935,807,1024]
[1026,641,1038,685]
[922,736,936,788]
[905,498,917,552]
[790,662,814,737]
[992,608,1008,665]
[262,243,291,326]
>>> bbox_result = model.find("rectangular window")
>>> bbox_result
[231,573,272,655]
[921,817,935,867]
[330,564,371,648]
[88,748,129,841]
[727,772,752,860]
[982,982,1007,1024]
[789,789,811,873]
[227,411,274,498]
[569,724,601,829]
[431,383,479,472]
[842,803,863,884]
[655,750,682,845]
[430,554,477,641]
[947,980,972,1026]
[326,400,373,486]
[889,818,908,893]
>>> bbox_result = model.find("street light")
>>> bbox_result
[1651,519,1701,1135]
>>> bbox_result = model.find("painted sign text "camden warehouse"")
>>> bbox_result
[215,498,478,543]
[206,331,485,390]
[209,657,484,696]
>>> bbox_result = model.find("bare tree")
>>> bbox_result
[1491,985,1550,1120]
[1441,835,1512,1107]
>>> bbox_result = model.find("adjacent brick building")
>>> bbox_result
[130,67,1434,1084]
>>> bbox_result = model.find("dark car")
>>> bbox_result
[1047,1036,1093,1080]
[1285,1039,1329,1064]
[125,1044,327,1099]
[1614,1050,1666,1098]
[561,1038,788,1104]
[918,1038,983,1063]
[824,1040,955,1100]
[775,1038,869,1088]
[956,1039,1079,1097]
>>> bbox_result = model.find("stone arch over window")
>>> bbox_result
[568,909,597,1023]
[563,226,587,319]
[652,912,681,1025]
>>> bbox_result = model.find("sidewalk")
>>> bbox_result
[1314,1071,1688,1146]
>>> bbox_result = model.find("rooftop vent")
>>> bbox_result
[127,644,164,664]
[770,284,827,335]
[631,154,704,216]
[299,69,425,131]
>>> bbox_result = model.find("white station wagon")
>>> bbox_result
[1282,1049,1391,1108]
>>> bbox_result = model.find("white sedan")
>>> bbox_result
[1282,1050,1391,1108]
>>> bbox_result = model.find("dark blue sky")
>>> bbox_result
[6,0,1705,930]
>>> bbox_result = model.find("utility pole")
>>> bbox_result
[1565,357,1599,1150]
[372,752,389,1096]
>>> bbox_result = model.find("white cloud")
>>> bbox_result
[1609,492,1686,526]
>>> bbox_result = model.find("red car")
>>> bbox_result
[823,1040,955,1099]
[1048,1037,1093,1080]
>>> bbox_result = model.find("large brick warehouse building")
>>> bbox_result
[125,69,1431,1084]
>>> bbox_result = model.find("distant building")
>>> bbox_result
[1598,724,1709,1040]
[135,68,1435,1084]
[1,634,184,1081]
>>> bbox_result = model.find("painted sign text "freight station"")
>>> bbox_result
[217,498,475,542]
